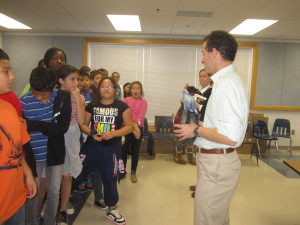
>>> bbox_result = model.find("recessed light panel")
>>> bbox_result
[0,13,31,29]
[230,19,278,35]
[107,15,141,32]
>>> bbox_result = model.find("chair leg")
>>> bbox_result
[274,140,280,159]
[250,142,254,159]
[253,141,260,166]
[267,140,271,157]
[288,138,293,159]
[256,140,262,159]
[255,144,259,166]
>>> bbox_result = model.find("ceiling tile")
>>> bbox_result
[178,0,224,12]
[171,17,209,35]
[140,15,173,34]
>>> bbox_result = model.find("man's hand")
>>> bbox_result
[174,124,197,141]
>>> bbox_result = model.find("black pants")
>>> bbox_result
[122,127,143,173]
[73,137,123,206]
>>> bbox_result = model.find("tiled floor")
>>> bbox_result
[73,152,300,225]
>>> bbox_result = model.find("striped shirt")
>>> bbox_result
[20,90,58,163]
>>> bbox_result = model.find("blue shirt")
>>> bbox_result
[20,90,58,162]
[81,89,92,104]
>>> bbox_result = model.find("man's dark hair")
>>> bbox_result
[30,67,57,92]
[203,30,237,61]
[0,48,9,60]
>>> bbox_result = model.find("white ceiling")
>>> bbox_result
[2,0,300,42]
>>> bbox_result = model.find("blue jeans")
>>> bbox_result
[25,162,63,225]
[3,205,25,225]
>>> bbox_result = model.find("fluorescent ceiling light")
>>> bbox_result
[107,15,141,31]
[230,19,278,35]
[0,13,31,29]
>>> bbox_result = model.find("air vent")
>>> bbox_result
[177,11,213,18]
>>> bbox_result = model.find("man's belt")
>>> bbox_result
[195,147,235,154]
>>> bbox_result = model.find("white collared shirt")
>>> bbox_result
[194,64,249,149]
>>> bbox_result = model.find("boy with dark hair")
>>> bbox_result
[98,68,108,77]
[0,48,37,224]
[89,69,103,95]
[20,67,71,225]
[79,66,91,75]
[79,71,93,104]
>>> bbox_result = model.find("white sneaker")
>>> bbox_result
[66,202,75,215]
[106,209,126,225]
[40,204,45,218]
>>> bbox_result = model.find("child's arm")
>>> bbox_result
[71,88,85,125]
[79,111,92,136]
[22,157,37,199]
[133,122,141,139]
[26,91,72,136]
[80,111,105,142]
[136,99,148,124]
[100,108,134,141]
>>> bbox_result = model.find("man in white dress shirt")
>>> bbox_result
[174,30,249,225]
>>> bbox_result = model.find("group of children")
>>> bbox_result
[0,47,148,225]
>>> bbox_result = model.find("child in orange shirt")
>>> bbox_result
[0,49,36,224]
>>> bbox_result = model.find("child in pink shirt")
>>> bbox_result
[122,81,147,183]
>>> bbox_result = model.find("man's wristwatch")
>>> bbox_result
[193,125,200,137]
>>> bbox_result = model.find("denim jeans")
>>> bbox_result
[4,205,25,225]
[26,162,63,225]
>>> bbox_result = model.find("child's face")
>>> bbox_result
[49,51,66,71]
[124,84,131,93]
[59,72,79,91]
[112,73,120,83]
[131,83,142,99]
[93,74,103,88]
[0,59,15,94]
[102,71,108,77]
[32,89,52,104]
[82,75,91,90]
[77,75,84,90]
[99,79,116,100]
